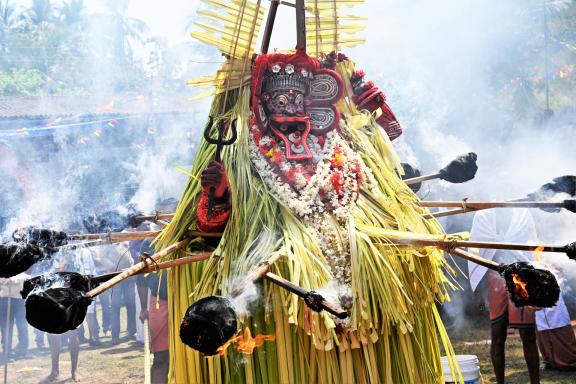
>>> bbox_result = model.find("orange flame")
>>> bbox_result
[233,327,275,355]
[206,327,275,358]
[512,273,529,299]
[532,245,545,263]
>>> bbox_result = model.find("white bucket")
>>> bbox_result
[441,355,481,384]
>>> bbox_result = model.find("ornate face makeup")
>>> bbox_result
[262,89,312,160]
[251,50,345,162]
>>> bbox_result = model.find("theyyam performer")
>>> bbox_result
[3,1,573,383]
[157,0,458,383]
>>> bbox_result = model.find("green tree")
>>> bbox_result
[24,0,55,28]
[0,0,21,53]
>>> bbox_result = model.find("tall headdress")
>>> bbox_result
[187,0,367,95]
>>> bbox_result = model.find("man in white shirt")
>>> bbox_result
[469,209,540,384]
[0,273,30,358]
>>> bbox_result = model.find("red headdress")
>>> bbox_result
[251,49,344,160]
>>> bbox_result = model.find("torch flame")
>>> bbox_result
[532,245,545,263]
[233,327,275,355]
[512,273,529,299]
[206,327,275,358]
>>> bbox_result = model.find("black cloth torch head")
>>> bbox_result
[12,227,68,248]
[566,242,576,261]
[439,152,478,183]
[180,296,238,355]
[527,176,576,210]
[21,272,93,299]
[400,163,422,193]
[25,287,92,334]
[0,243,49,278]
[538,175,576,197]
[82,210,131,233]
[501,262,560,308]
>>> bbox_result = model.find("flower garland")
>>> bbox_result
[249,120,378,285]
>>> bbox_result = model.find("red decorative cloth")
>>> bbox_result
[353,87,403,141]
[149,295,169,353]
[196,191,231,233]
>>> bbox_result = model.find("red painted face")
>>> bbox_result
[251,51,344,162]
[263,90,312,160]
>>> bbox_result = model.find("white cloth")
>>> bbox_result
[536,295,571,331]
[468,209,538,292]
[135,284,145,342]
[0,273,29,298]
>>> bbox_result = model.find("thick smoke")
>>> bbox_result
[1,0,574,335]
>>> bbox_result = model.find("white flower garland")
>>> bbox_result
[249,127,378,285]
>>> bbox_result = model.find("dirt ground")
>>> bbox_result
[1,333,144,384]
[2,315,576,383]
[451,326,576,384]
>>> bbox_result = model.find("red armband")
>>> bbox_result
[351,71,403,141]
[196,192,231,233]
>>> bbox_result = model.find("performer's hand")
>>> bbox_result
[200,160,230,199]
[139,308,149,323]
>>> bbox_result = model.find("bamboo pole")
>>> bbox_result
[86,239,192,298]
[64,230,221,250]
[385,236,570,255]
[424,207,480,219]
[295,0,306,51]
[68,230,161,242]
[261,0,279,53]
[404,173,441,185]
[263,272,347,318]
[418,200,571,209]
[445,247,501,272]
[230,252,284,297]
[423,198,527,219]
[132,213,175,223]
[92,254,213,284]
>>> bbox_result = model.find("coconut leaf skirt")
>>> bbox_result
[158,66,458,383]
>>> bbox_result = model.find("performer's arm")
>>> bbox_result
[350,70,403,141]
[197,161,231,232]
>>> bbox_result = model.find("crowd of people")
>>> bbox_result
[0,231,171,383]
[1,205,575,383]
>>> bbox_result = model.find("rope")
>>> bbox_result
[440,234,458,253]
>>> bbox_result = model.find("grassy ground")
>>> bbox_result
[451,325,576,384]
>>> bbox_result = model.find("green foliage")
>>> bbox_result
[0,68,45,95]
[495,0,576,119]
[0,0,186,96]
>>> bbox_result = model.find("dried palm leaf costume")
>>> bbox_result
[158,1,458,382]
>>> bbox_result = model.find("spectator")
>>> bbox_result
[129,223,151,347]
[45,248,94,382]
[469,209,540,384]
[28,262,49,351]
[47,332,80,383]
[106,244,136,345]
[64,247,100,346]
[0,272,29,358]
[536,287,576,370]
[137,239,169,384]
[93,247,117,337]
